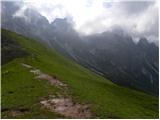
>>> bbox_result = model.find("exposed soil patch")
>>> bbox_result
[21,63,66,87]
[10,110,23,117]
[35,73,66,87]
[30,68,67,87]
[21,63,92,118]
[40,97,91,119]
[10,108,29,117]
[21,63,32,69]
[2,108,29,117]
[30,69,41,75]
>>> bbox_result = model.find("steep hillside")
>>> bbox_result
[2,2,158,95]
[1,29,159,118]
[2,32,29,64]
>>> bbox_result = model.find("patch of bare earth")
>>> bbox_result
[35,73,66,87]
[21,63,32,68]
[10,111,22,117]
[2,108,29,117]
[21,63,92,118]
[41,97,91,119]
[29,67,66,87]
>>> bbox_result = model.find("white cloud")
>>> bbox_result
[13,4,28,20]
[13,0,159,43]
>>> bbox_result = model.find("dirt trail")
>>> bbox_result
[41,97,91,119]
[31,69,66,87]
[21,63,92,118]
[21,63,32,68]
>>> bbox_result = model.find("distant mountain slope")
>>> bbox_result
[1,29,158,118]
[73,33,159,95]
[2,32,29,64]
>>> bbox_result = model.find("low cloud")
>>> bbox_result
[10,0,159,43]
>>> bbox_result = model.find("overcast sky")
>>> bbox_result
[5,0,159,43]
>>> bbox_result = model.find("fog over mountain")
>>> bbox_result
[3,0,159,44]
[1,1,159,95]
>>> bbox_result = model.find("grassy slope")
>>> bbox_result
[1,29,159,118]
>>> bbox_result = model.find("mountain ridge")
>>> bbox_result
[1,2,159,95]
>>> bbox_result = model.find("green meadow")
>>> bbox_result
[1,29,158,118]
